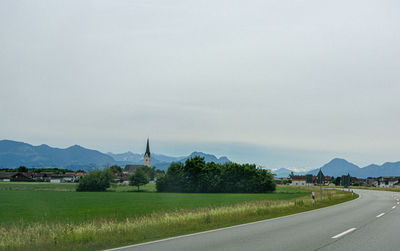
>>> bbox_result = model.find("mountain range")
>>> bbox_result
[106,151,231,170]
[272,158,400,178]
[0,140,231,171]
[2,140,400,177]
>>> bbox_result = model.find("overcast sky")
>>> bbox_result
[1,0,399,170]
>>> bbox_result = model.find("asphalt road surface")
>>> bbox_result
[107,189,400,251]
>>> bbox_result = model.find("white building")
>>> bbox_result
[291,176,307,186]
[377,177,399,188]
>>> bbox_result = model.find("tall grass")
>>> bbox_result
[0,188,356,251]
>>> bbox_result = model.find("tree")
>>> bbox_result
[335,176,341,186]
[129,169,149,191]
[18,166,27,172]
[76,169,114,192]
[109,165,122,174]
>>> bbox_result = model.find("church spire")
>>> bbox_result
[144,138,151,167]
[145,138,150,157]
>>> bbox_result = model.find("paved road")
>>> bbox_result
[107,189,400,251]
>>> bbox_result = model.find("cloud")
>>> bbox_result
[1,0,399,169]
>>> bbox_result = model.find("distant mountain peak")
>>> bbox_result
[328,158,351,164]
[68,144,81,148]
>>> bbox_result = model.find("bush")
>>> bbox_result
[76,169,114,192]
[156,157,276,193]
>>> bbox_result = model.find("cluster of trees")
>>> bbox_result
[76,165,154,192]
[137,166,164,181]
[156,157,275,193]
[76,169,114,192]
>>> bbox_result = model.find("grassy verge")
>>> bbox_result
[0,186,357,251]
[346,186,400,192]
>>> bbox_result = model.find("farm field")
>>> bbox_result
[0,182,356,250]
[0,182,307,224]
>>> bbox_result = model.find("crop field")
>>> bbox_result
[0,182,356,250]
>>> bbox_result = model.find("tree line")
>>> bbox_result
[156,156,276,193]
[76,165,158,192]
[0,167,84,173]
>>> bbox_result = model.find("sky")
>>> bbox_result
[1,0,400,170]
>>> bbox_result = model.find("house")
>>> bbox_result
[377,177,399,188]
[0,172,32,182]
[274,178,282,185]
[366,178,378,187]
[49,173,80,183]
[291,175,307,186]
[0,172,17,182]
[351,177,367,186]
[32,172,54,181]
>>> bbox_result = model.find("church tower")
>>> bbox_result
[144,138,151,167]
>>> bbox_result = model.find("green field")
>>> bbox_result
[0,182,157,192]
[0,182,357,250]
[0,182,307,225]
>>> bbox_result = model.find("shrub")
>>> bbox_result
[76,169,114,192]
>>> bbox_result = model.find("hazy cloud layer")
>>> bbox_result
[1,0,399,169]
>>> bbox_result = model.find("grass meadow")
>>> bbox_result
[0,182,356,250]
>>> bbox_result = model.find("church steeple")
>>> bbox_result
[145,138,150,157]
[144,138,151,167]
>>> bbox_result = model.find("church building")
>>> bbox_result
[124,138,151,173]
[144,138,151,167]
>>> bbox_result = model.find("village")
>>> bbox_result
[2,167,400,189]
[275,169,400,188]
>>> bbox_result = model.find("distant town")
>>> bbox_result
[2,166,400,189]
[275,170,400,188]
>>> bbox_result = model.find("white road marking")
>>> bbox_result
[332,228,357,239]
[392,206,396,209]
[397,202,399,205]
[376,213,385,218]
